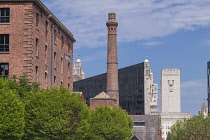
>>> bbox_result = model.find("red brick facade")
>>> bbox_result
[0,0,75,91]
[90,98,117,109]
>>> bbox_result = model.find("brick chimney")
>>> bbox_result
[106,12,119,106]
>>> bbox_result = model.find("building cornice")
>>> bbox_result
[0,0,76,42]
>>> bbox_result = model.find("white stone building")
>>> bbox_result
[198,100,208,117]
[160,69,191,140]
[144,59,158,114]
[73,56,85,82]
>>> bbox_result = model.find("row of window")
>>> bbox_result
[162,131,169,136]
[133,122,145,127]
[0,63,70,88]
[0,7,72,53]
[0,34,71,54]
[162,126,170,129]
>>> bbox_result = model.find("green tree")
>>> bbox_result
[0,88,24,140]
[8,74,40,99]
[24,86,90,140]
[168,114,210,140]
[89,106,133,140]
[0,74,39,100]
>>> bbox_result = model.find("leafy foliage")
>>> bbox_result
[0,75,133,140]
[168,114,210,140]
[88,106,133,140]
[24,87,89,140]
[0,80,24,140]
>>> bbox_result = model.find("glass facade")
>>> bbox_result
[73,62,145,115]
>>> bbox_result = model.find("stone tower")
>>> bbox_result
[161,69,181,113]
[73,56,85,82]
[106,12,119,106]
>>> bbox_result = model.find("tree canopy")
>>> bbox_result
[0,75,133,140]
[24,87,89,140]
[88,106,133,140]
[167,114,210,140]
[0,78,24,140]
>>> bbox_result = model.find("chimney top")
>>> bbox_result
[108,12,116,20]
[106,12,118,26]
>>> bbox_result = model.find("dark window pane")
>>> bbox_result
[6,9,9,16]
[0,8,10,23]
[0,35,3,44]
[5,46,9,51]
[0,63,9,77]
[0,35,9,52]
[5,34,9,44]
[0,10,3,16]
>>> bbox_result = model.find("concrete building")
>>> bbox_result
[207,61,210,115]
[160,69,191,140]
[73,56,85,82]
[0,0,75,91]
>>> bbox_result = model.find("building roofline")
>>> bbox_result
[73,62,144,82]
[1,0,76,42]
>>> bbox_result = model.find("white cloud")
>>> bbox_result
[82,50,107,63]
[181,79,206,89]
[142,41,162,46]
[42,0,210,48]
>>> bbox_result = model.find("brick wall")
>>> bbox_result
[90,98,117,109]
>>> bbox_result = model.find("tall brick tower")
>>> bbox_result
[106,12,119,106]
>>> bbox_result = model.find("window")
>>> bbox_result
[54,29,56,41]
[0,63,8,77]
[36,38,39,56]
[44,72,48,88]
[54,52,56,68]
[45,44,48,64]
[61,57,63,74]
[36,66,38,81]
[0,34,9,52]
[61,36,64,50]
[45,20,48,37]
[36,13,39,27]
[0,8,10,23]
[54,76,56,84]
[68,43,70,53]
[134,122,145,127]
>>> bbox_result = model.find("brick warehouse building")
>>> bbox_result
[0,0,76,90]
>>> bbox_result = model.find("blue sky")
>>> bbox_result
[42,0,210,115]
